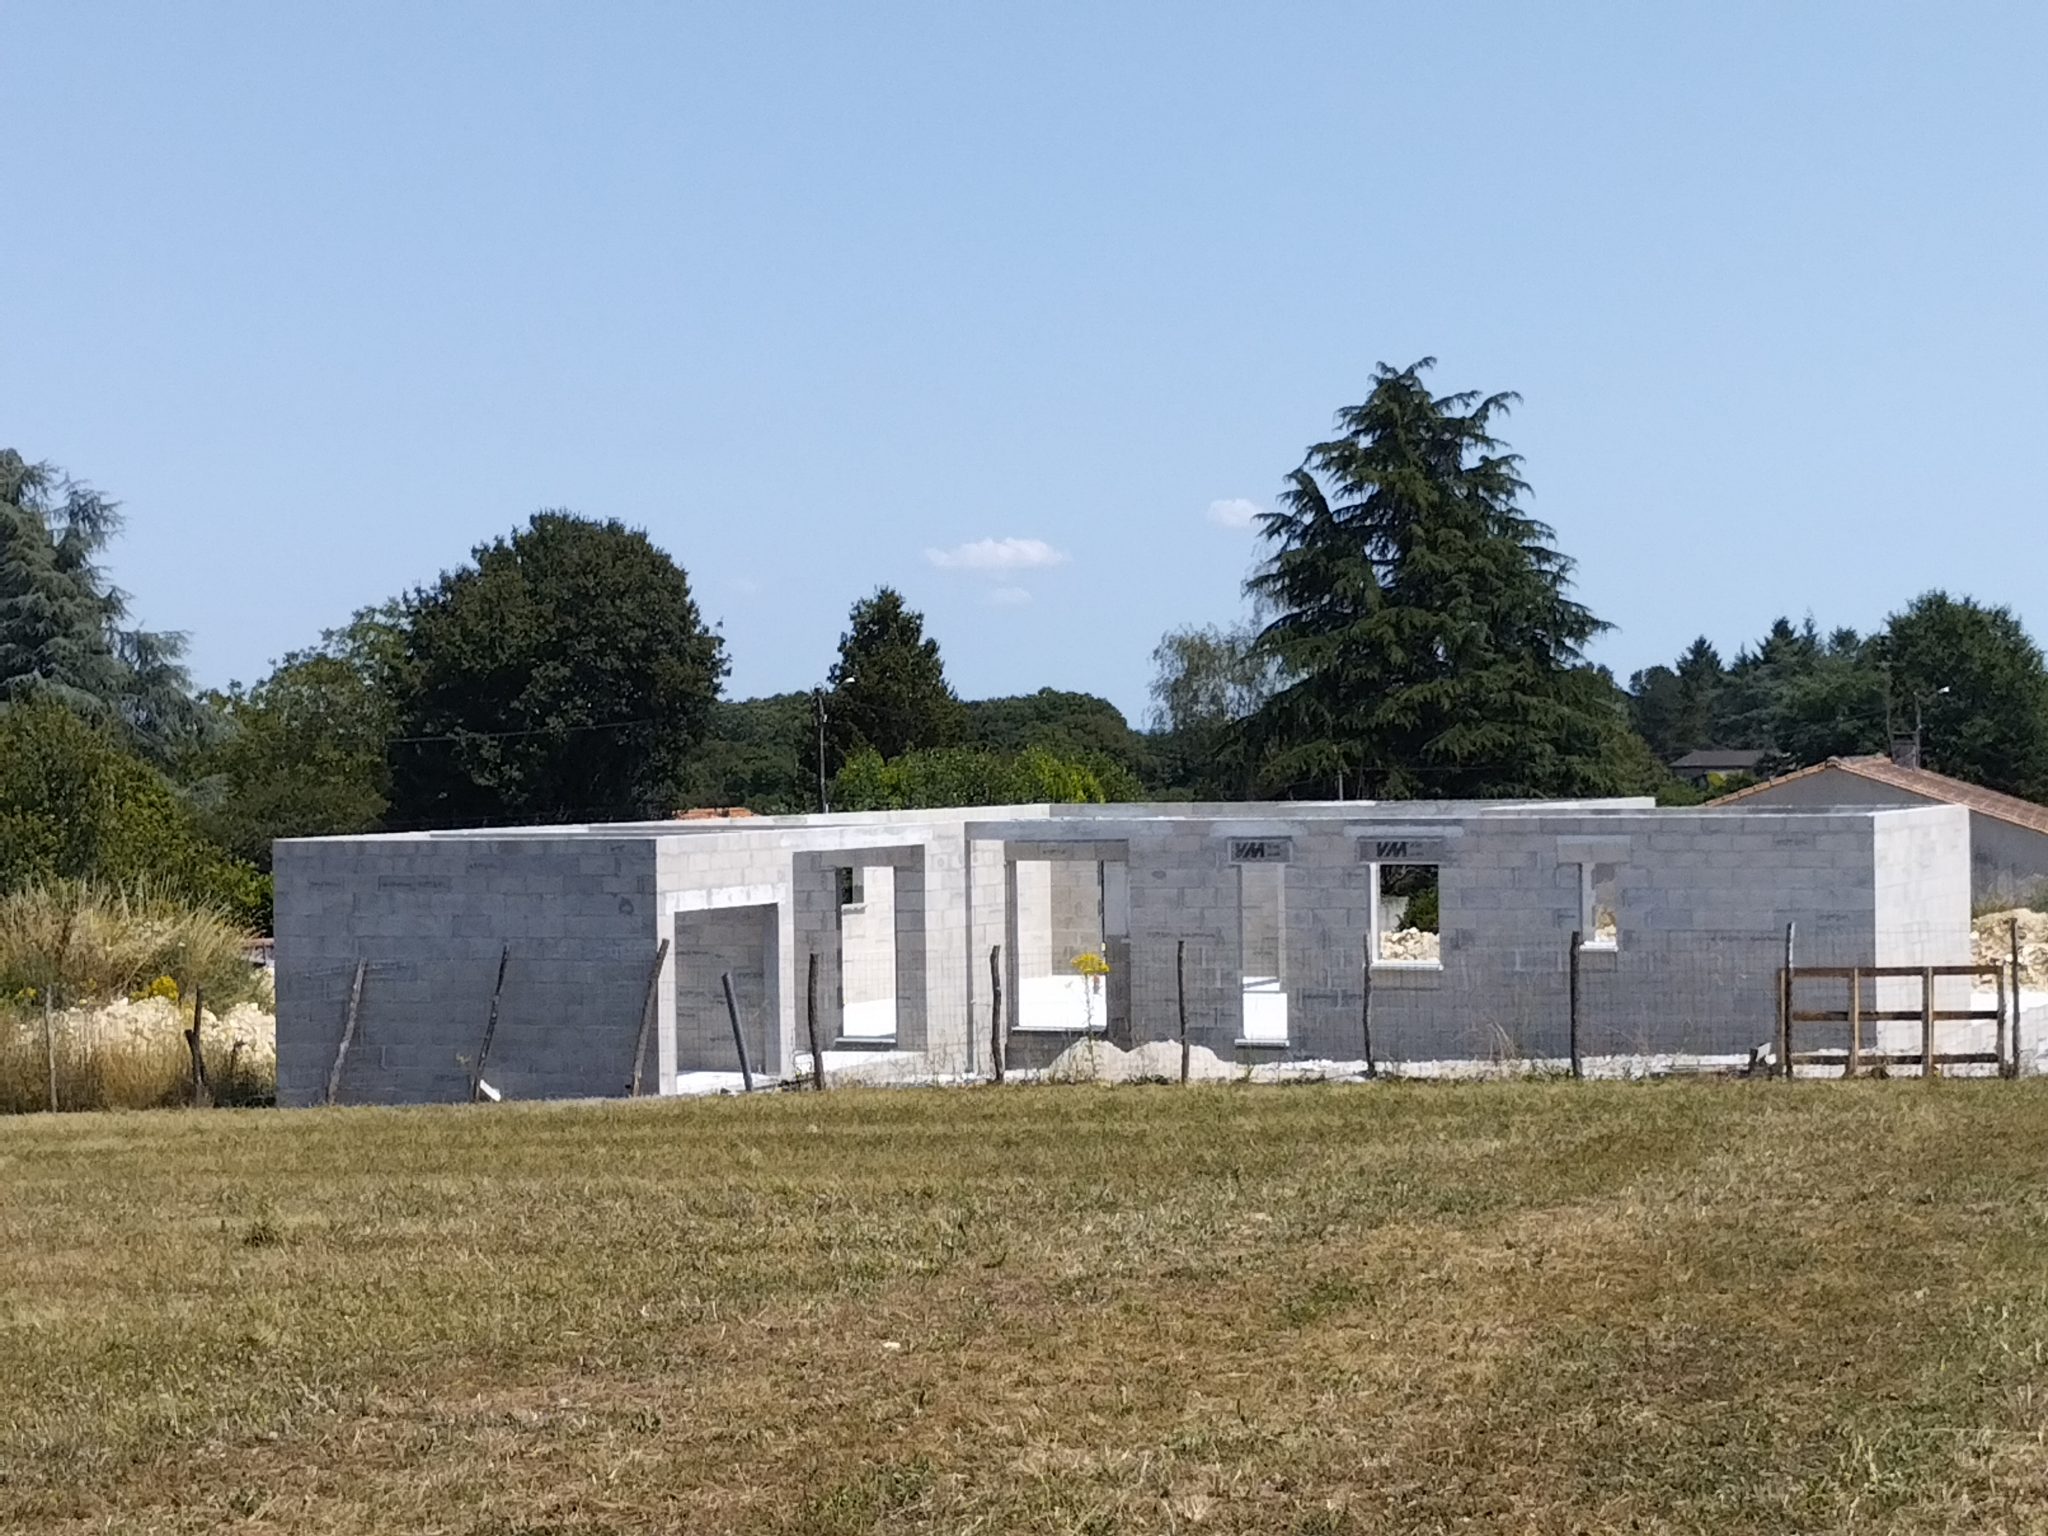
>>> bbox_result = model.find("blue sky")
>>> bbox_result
[6,3,2044,723]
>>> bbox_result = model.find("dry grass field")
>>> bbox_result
[5,1080,2048,1534]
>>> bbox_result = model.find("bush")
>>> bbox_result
[1403,883,1440,934]
[831,744,1119,811]
[0,700,267,928]
[0,881,262,1010]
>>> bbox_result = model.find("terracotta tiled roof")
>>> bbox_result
[673,806,758,821]
[1710,756,2048,837]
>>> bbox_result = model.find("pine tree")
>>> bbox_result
[823,588,963,767]
[0,453,127,715]
[0,450,205,760]
[1244,360,1648,798]
[1673,637,1726,750]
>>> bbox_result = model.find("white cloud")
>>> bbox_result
[987,585,1033,607]
[730,575,762,595]
[1207,497,1265,530]
[924,536,1070,572]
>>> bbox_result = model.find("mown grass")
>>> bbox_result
[4,1080,2048,1533]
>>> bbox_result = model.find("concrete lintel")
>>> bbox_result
[663,884,781,914]
[794,844,927,871]
[1347,825,1469,843]
[1003,839,1130,863]
[1556,836,1633,864]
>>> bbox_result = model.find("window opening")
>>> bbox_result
[1373,863,1441,965]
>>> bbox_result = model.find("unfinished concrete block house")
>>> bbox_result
[273,796,1975,1104]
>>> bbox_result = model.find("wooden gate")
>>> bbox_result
[1778,964,2014,1078]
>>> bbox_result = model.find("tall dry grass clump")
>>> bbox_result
[0,881,274,1113]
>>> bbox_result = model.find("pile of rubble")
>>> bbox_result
[1973,909,2048,989]
[1378,927,1442,963]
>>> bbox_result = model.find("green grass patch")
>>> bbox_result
[3,1080,2047,1532]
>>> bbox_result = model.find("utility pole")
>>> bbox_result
[813,688,830,814]
[1913,685,1950,770]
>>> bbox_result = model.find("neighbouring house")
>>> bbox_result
[1670,749,1768,787]
[1712,755,2048,906]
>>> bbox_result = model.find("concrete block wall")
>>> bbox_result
[273,799,1973,1101]
[274,835,659,1106]
[786,845,928,1055]
[838,864,898,1008]
[654,831,796,1082]
[985,807,1966,1066]
[1871,806,1974,1018]
[673,903,776,1073]
[1974,817,2048,907]
[1709,766,2048,908]
[919,823,977,1072]
[1012,860,1055,981]
[1049,860,1104,967]
[965,837,1008,1069]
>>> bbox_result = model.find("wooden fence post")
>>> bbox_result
[1996,958,2009,1084]
[1361,935,1377,1079]
[1176,939,1190,1086]
[1779,922,1796,1079]
[1847,969,1862,1080]
[185,987,213,1108]
[806,951,827,1091]
[327,959,366,1107]
[1921,964,1936,1080]
[2013,917,2026,1079]
[42,989,58,1115]
[988,945,1004,1085]
[721,971,755,1092]
[1567,932,1582,1080]
[628,939,669,1098]
[471,945,510,1103]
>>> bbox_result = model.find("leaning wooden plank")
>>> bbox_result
[185,988,213,1109]
[628,939,669,1098]
[325,959,367,1106]
[471,946,510,1103]
[721,971,755,1092]
[806,951,827,1092]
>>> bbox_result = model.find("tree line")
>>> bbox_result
[8,356,2048,929]
[1626,605,2048,800]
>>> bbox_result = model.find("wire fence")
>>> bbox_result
[277,921,2048,1105]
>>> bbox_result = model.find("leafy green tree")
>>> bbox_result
[1625,665,1685,761]
[1244,360,1652,798]
[0,450,208,761]
[823,588,963,770]
[0,700,265,923]
[676,692,818,815]
[387,512,728,827]
[831,744,1135,811]
[184,607,407,866]
[1884,592,2048,798]
[964,689,1148,777]
[1768,628,1888,767]
[1146,622,1280,797]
